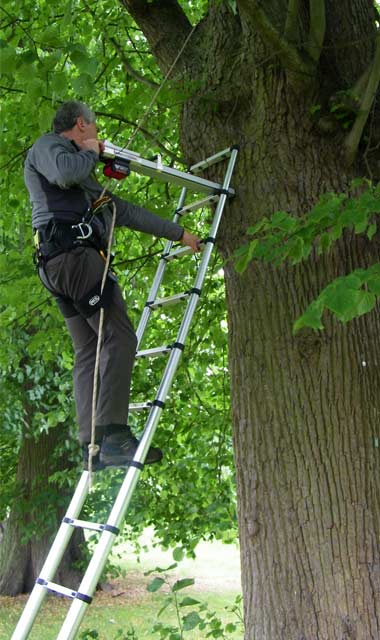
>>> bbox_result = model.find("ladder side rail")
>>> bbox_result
[153,148,238,403]
[135,187,187,346]
[56,443,154,639]
[11,472,90,640]
[102,144,234,196]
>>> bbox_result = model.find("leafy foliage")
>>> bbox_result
[145,560,243,639]
[234,182,380,331]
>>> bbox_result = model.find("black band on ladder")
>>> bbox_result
[217,188,230,195]
[63,516,74,525]
[175,207,183,216]
[145,300,154,308]
[189,287,201,297]
[129,460,145,471]
[172,342,185,351]
[100,524,120,535]
[205,237,216,244]
[75,592,93,605]
[153,399,165,409]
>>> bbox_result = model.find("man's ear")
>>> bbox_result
[77,116,85,131]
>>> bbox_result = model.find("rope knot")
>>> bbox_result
[88,443,100,457]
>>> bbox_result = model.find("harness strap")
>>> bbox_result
[34,221,105,264]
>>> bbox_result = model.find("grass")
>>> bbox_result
[0,535,243,639]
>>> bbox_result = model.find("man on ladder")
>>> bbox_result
[24,100,201,471]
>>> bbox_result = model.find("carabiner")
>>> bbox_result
[72,222,93,240]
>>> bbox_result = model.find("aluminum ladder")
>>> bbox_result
[12,144,238,640]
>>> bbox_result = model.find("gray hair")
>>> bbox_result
[52,101,95,133]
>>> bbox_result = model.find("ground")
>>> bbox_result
[0,537,242,639]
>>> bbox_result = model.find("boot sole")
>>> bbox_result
[100,455,163,467]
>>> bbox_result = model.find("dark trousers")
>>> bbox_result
[39,247,137,443]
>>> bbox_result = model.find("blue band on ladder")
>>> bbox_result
[76,592,92,605]
[36,578,47,587]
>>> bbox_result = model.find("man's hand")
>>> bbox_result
[79,138,101,155]
[180,230,202,252]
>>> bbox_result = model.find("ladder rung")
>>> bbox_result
[176,194,219,215]
[162,242,205,262]
[63,517,119,534]
[190,147,233,173]
[129,402,152,411]
[136,346,171,358]
[147,292,189,309]
[37,580,77,600]
[162,246,193,261]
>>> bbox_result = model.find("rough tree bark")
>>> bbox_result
[122,1,380,638]
[0,414,84,595]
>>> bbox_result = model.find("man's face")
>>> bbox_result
[82,120,97,140]
[76,116,98,140]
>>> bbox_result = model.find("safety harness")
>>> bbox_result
[34,196,117,318]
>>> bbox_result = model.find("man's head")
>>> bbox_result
[52,101,97,143]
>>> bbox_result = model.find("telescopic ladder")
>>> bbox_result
[12,144,238,640]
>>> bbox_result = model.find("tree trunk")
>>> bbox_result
[124,0,380,637]
[0,426,84,595]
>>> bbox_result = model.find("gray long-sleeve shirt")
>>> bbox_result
[24,133,184,242]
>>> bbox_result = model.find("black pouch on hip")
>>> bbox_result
[74,272,116,318]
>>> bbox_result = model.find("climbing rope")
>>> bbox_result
[87,23,197,483]
[87,202,117,483]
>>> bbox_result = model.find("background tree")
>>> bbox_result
[0,1,379,639]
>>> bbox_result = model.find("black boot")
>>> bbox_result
[100,425,163,468]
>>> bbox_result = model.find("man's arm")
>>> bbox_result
[32,136,99,188]
[111,194,201,250]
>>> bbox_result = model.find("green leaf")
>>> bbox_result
[144,563,177,575]
[322,279,375,322]
[318,232,332,253]
[293,301,324,333]
[51,72,68,97]
[367,222,377,240]
[234,239,258,273]
[71,73,94,96]
[0,47,17,73]
[40,26,62,47]
[288,236,304,262]
[172,578,195,592]
[180,596,200,607]
[182,611,202,631]
[147,577,165,592]
[172,546,184,562]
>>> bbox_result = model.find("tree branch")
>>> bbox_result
[284,0,300,44]
[95,110,184,163]
[344,35,380,166]
[109,36,159,89]
[119,0,194,74]
[237,0,312,77]
[306,0,326,64]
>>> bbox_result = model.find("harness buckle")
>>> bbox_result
[72,222,93,240]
